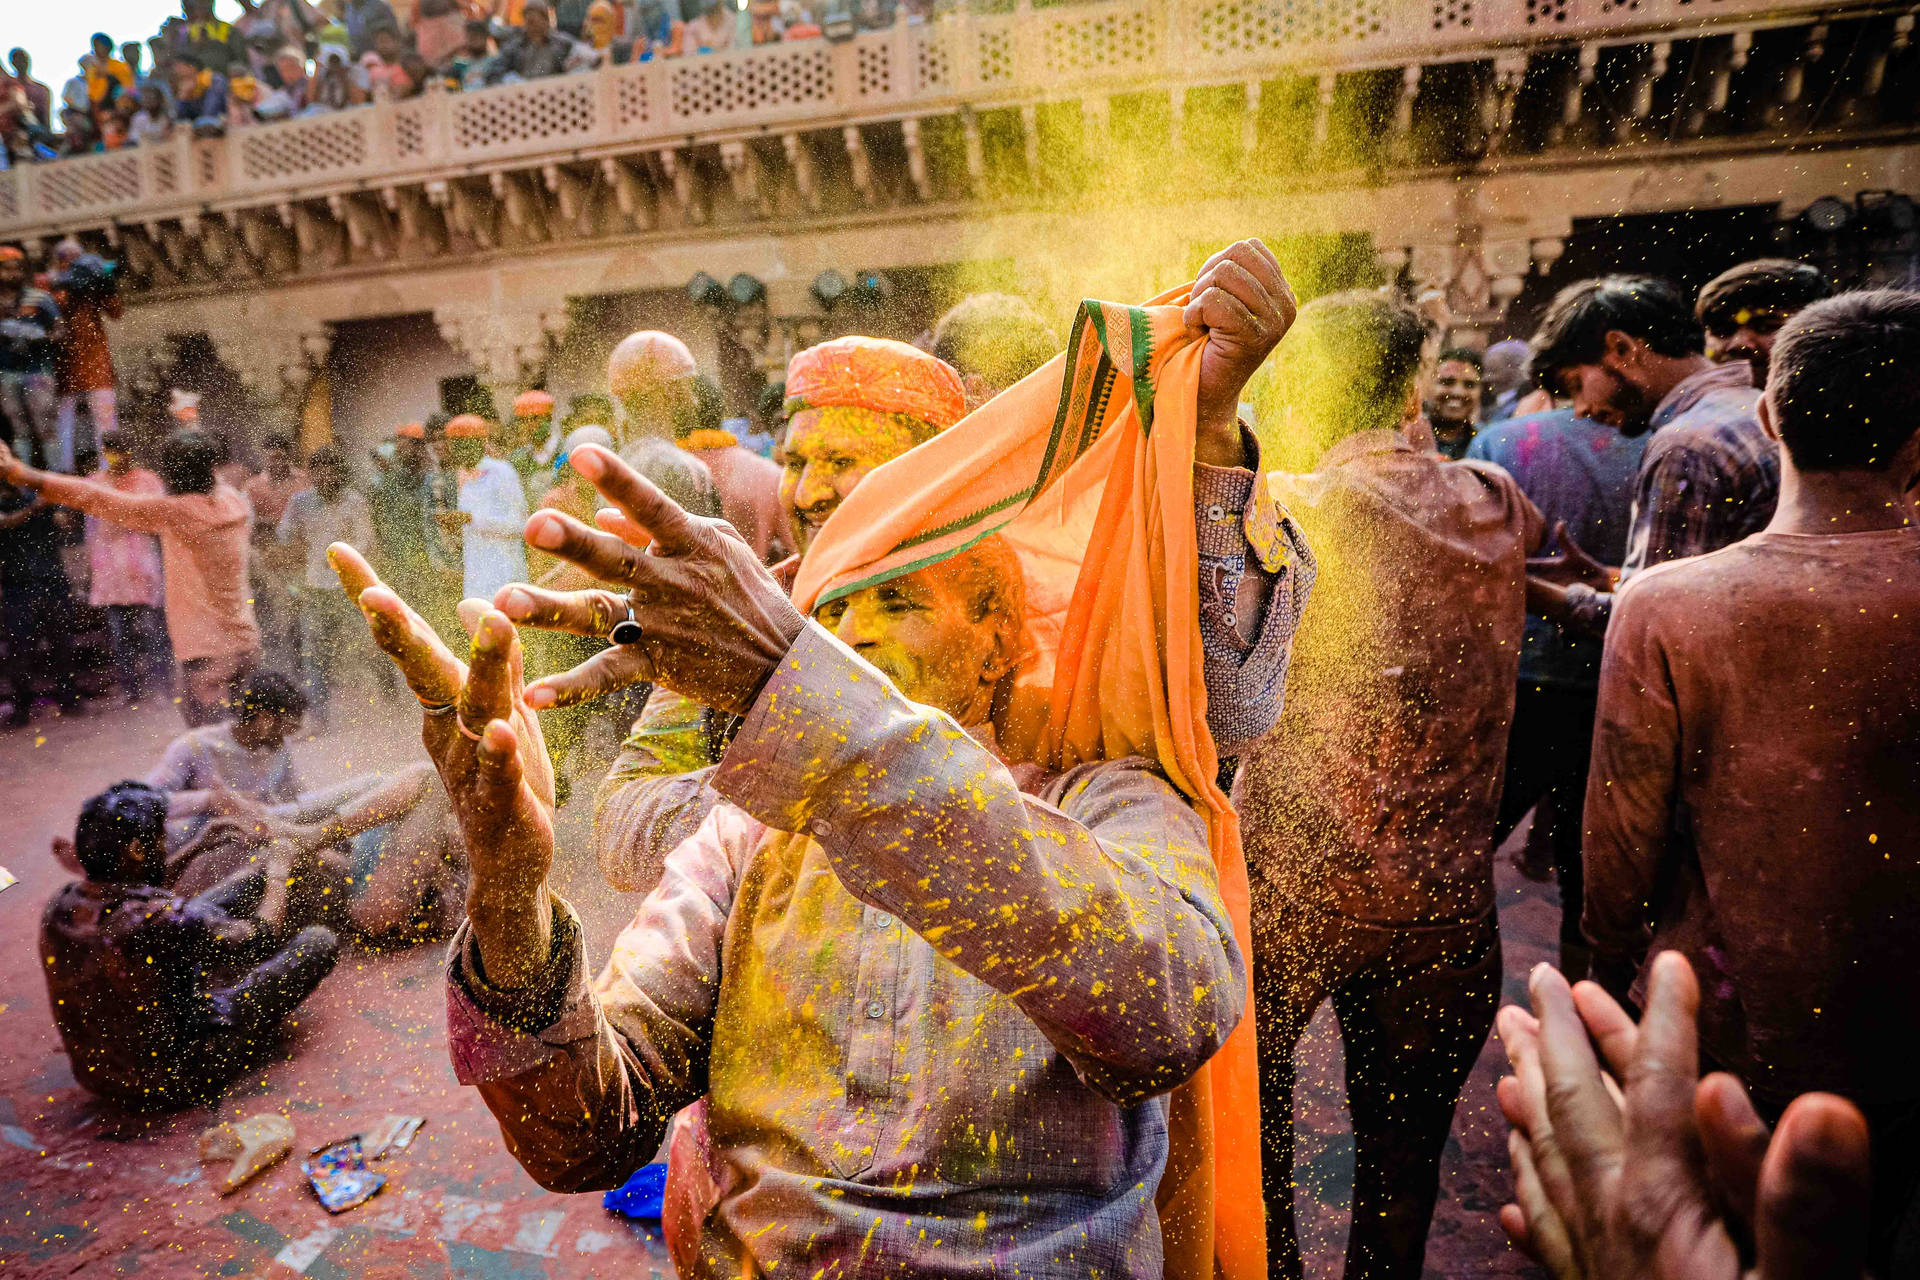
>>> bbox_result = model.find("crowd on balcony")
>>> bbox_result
[1,0,937,165]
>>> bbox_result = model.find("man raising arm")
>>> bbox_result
[333,440,1246,1277]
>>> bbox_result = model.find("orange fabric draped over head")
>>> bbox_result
[792,288,1266,1280]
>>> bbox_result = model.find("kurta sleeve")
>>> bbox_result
[712,623,1245,1107]
[446,806,748,1192]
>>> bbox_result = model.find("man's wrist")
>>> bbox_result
[1194,411,1249,469]
[468,887,555,989]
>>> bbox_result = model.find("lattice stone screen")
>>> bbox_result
[914,28,952,93]
[615,67,656,129]
[1041,5,1163,78]
[0,172,18,223]
[669,45,836,123]
[239,115,370,183]
[976,26,1016,84]
[453,77,599,157]
[1194,0,1393,58]
[37,154,143,217]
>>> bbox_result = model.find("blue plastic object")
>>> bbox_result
[603,1161,668,1220]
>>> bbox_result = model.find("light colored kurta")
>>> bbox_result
[456,456,530,601]
[447,623,1245,1279]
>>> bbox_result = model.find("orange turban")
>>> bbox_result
[608,331,697,400]
[513,390,555,418]
[784,336,964,432]
[444,413,489,439]
[396,421,425,439]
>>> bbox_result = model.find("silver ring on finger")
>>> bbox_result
[609,596,644,647]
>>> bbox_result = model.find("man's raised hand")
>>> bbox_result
[494,444,806,718]
[329,541,558,986]
[1186,238,1298,461]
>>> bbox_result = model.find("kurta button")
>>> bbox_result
[874,913,893,929]
[810,819,832,838]
[865,1000,886,1019]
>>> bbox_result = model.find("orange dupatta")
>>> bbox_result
[792,287,1266,1280]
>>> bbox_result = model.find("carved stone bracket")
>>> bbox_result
[434,305,564,388]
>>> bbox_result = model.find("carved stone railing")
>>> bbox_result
[0,0,1881,240]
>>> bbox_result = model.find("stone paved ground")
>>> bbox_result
[0,687,1550,1279]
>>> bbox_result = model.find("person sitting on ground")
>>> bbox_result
[0,430,261,727]
[929,290,1061,410]
[678,374,788,563]
[41,781,340,1110]
[1692,257,1832,389]
[145,667,463,937]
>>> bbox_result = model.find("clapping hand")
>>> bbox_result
[1496,952,1873,1280]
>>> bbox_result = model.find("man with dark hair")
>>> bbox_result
[486,0,591,82]
[1239,288,1544,1277]
[1582,289,1920,1273]
[1467,405,1646,976]
[1524,275,1776,636]
[1693,257,1832,387]
[278,445,373,723]
[1,430,260,726]
[40,780,339,1109]
[6,49,52,130]
[86,428,170,706]
[1423,346,1484,459]
[930,292,1061,410]
[148,666,460,936]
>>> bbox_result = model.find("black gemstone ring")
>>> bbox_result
[609,599,644,647]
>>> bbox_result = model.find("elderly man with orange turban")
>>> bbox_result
[330,238,1314,1280]
[545,283,1306,904]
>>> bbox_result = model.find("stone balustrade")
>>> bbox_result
[0,0,1869,243]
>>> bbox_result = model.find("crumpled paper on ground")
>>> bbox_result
[198,1113,295,1194]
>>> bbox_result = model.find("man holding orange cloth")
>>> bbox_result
[335,242,1309,1280]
